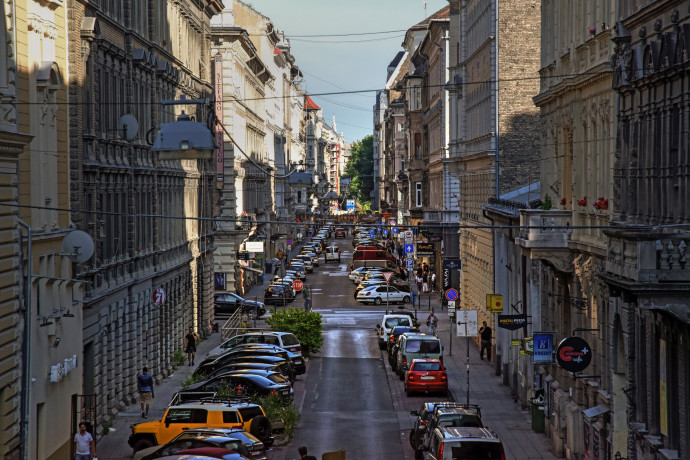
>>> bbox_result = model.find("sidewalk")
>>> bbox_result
[97,333,222,459]
[413,292,563,459]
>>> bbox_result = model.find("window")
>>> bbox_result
[415,182,422,207]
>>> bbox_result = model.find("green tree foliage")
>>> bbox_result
[266,308,323,356]
[345,135,374,205]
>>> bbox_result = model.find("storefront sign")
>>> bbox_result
[498,314,527,330]
[442,268,450,290]
[486,294,504,312]
[416,242,434,255]
[443,259,462,270]
[533,333,554,363]
[246,241,264,252]
[214,58,224,181]
[556,336,592,372]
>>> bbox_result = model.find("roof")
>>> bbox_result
[440,426,500,441]
[412,5,451,29]
[304,95,321,110]
[388,51,405,70]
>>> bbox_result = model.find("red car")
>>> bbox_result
[404,358,448,396]
[334,228,346,238]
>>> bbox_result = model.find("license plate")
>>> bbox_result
[421,376,435,380]
[294,359,303,364]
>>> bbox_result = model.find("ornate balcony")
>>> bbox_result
[516,210,573,273]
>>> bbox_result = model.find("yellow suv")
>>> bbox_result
[127,400,271,452]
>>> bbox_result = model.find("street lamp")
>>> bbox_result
[152,112,216,160]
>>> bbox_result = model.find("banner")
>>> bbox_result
[214,57,224,181]
[498,314,527,330]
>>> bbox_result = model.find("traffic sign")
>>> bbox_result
[287,239,292,245]
[382,271,394,282]
[406,258,414,270]
[383,229,389,236]
[292,279,304,291]
[369,229,376,238]
[456,309,478,337]
[404,230,413,241]
[404,244,414,254]
[445,288,459,301]
[152,287,166,306]
[391,227,399,235]
[448,301,456,308]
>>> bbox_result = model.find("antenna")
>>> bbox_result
[118,113,139,141]
[61,230,95,263]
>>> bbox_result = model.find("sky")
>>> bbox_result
[246,0,449,144]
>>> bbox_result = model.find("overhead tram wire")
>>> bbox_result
[2,202,689,233]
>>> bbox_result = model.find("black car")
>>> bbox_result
[263,284,293,306]
[169,428,267,460]
[136,435,251,460]
[177,372,293,401]
[205,362,287,380]
[228,344,306,375]
[195,355,295,382]
[214,292,266,317]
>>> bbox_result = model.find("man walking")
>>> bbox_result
[185,327,198,366]
[74,422,96,460]
[427,310,438,335]
[479,321,492,360]
[298,445,317,460]
[137,367,155,418]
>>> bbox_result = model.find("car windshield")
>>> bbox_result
[406,340,441,353]
[385,317,412,328]
[450,442,502,459]
[413,362,442,371]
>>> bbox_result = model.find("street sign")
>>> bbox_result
[448,301,455,308]
[445,288,459,301]
[382,271,394,282]
[443,259,462,270]
[456,309,478,337]
[406,257,414,270]
[404,244,414,254]
[369,229,376,238]
[498,314,528,330]
[523,337,534,354]
[346,199,355,212]
[152,287,166,306]
[287,239,292,245]
[556,336,592,372]
[533,333,554,363]
[292,279,304,291]
[486,294,504,312]
[404,230,413,241]
[383,229,389,236]
[391,227,399,235]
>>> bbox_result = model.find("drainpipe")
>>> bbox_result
[17,218,31,460]
[494,0,500,198]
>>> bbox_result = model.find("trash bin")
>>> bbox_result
[265,261,273,274]
[530,401,545,433]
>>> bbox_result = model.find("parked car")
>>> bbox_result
[349,266,385,282]
[263,284,292,306]
[424,426,504,460]
[357,285,410,305]
[376,314,416,348]
[167,428,267,460]
[204,362,288,381]
[194,354,295,382]
[396,334,443,380]
[305,252,319,266]
[175,372,293,402]
[213,292,266,317]
[206,332,302,356]
[288,263,306,280]
[224,344,305,375]
[295,255,314,272]
[409,402,476,453]
[404,359,448,396]
[272,279,296,297]
[324,246,341,263]
[419,406,484,454]
[387,326,420,363]
[128,401,272,451]
[133,434,251,460]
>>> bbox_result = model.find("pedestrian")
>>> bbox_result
[276,248,284,262]
[74,422,96,460]
[298,445,317,460]
[427,310,438,335]
[416,275,423,293]
[137,367,155,418]
[416,266,423,279]
[431,271,437,292]
[422,272,429,292]
[185,326,198,366]
[479,321,492,360]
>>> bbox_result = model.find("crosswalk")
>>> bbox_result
[313,308,383,326]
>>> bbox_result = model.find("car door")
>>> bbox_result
[159,408,209,444]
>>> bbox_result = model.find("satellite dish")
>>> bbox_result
[61,230,95,263]
[118,113,139,141]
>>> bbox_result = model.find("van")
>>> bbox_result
[324,246,341,263]
[377,314,415,349]
[396,333,443,378]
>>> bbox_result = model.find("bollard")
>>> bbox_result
[428,292,431,311]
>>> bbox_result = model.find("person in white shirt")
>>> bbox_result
[74,422,96,460]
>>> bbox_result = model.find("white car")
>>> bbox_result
[306,252,319,266]
[357,285,410,305]
[351,267,386,284]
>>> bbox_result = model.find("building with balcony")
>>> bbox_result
[67,0,221,438]
[604,4,690,459]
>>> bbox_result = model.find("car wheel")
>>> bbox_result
[374,297,382,305]
[133,438,155,452]
[249,415,272,443]
[403,295,410,304]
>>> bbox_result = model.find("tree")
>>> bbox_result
[265,308,323,356]
[344,135,374,205]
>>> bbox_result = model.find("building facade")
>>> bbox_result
[67,0,221,437]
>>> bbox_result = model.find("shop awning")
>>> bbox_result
[239,266,263,274]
